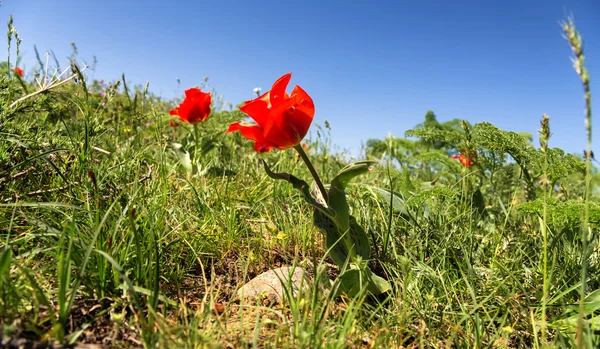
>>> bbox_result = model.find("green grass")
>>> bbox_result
[1,15,599,349]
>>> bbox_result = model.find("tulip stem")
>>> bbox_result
[193,123,201,169]
[294,144,328,204]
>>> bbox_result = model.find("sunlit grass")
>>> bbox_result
[0,14,598,349]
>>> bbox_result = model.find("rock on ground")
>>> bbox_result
[236,266,310,305]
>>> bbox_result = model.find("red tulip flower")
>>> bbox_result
[14,67,23,77]
[227,73,315,153]
[169,88,212,124]
[453,152,475,168]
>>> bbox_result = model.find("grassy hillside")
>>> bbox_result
[0,16,598,348]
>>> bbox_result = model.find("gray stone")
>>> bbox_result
[236,266,310,304]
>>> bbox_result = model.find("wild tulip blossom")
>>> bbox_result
[14,67,23,76]
[227,73,315,153]
[230,74,390,296]
[453,152,475,168]
[169,87,212,124]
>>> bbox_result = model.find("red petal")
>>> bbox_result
[227,121,274,153]
[261,93,314,149]
[268,73,292,107]
[234,73,314,152]
[261,99,298,147]
[239,98,270,126]
[184,87,208,99]
[239,73,292,127]
[226,121,262,140]
[289,86,315,131]
[290,86,315,116]
[254,142,273,153]
[174,88,212,124]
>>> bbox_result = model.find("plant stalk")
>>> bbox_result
[294,144,328,204]
[562,18,593,347]
[193,123,201,170]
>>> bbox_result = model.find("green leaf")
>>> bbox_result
[473,122,536,168]
[262,160,332,216]
[338,268,363,297]
[314,209,370,267]
[171,142,192,173]
[116,284,177,306]
[329,160,377,232]
[365,186,411,216]
[338,263,391,297]
[0,248,12,276]
[199,138,220,156]
[348,216,371,261]
[367,271,392,295]
[332,161,378,189]
[314,208,350,267]
[553,289,600,331]
[471,188,487,217]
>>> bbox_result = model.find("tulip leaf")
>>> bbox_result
[364,185,416,225]
[170,142,192,173]
[338,268,363,297]
[328,161,377,232]
[261,160,333,217]
[199,138,220,156]
[368,270,392,295]
[326,160,377,238]
[348,215,371,261]
[314,208,370,267]
[0,248,12,277]
[314,208,351,267]
[338,262,391,297]
[332,160,378,189]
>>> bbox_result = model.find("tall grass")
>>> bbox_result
[562,17,594,348]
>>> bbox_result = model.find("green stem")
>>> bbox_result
[294,144,328,204]
[541,152,548,343]
[193,123,201,170]
[563,19,593,347]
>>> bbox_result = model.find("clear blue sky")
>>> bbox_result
[3,0,599,156]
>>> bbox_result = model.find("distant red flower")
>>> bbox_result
[169,121,180,128]
[227,73,315,153]
[302,143,310,152]
[13,67,23,77]
[453,152,475,167]
[169,88,212,124]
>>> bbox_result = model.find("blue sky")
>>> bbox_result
[3,0,599,156]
